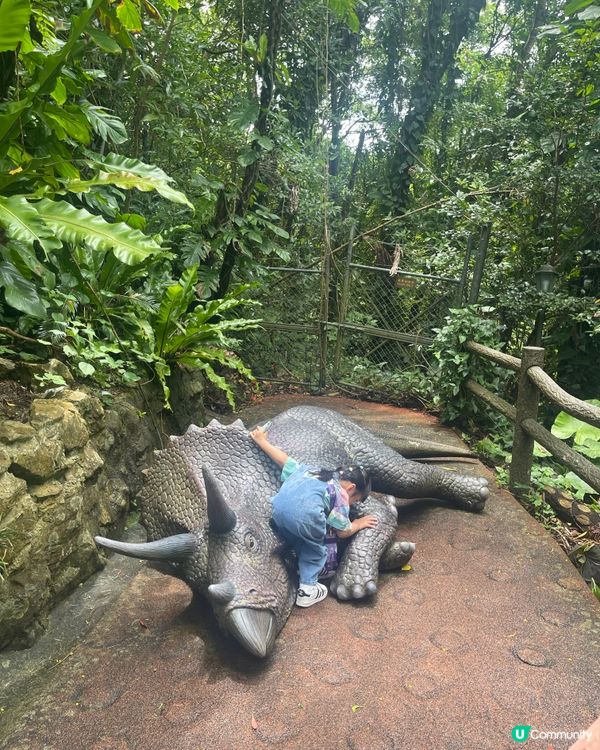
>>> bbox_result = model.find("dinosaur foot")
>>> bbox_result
[379,540,416,571]
[449,475,489,512]
[330,576,378,601]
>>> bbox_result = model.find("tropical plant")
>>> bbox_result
[151,266,260,406]
[429,305,512,425]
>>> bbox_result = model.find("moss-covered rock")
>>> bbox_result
[0,365,201,651]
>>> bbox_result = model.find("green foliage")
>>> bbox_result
[338,357,433,406]
[0,0,261,407]
[551,401,600,461]
[429,306,511,425]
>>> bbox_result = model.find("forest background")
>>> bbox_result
[0,0,598,532]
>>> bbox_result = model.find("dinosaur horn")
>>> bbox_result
[203,466,237,534]
[207,581,236,604]
[94,533,197,561]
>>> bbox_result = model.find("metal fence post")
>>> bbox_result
[455,234,474,307]
[333,224,355,378]
[318,231,331,391]
[468,223,491,304]
[509,346,545,497]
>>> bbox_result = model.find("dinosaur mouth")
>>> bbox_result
[228,608,277,658]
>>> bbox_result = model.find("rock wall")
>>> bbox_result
[0,376,193,650]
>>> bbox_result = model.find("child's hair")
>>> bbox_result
[312,465,371,499]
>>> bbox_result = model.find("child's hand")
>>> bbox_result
[357,515,378,530]
[250,426,269,445]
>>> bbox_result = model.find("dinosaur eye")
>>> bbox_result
[244,532,259,551]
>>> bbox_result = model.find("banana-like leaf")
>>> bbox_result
[0,194,61,254]
[0,260,45,317]
[83,153,193,209]
[0,0,31,52]
[34,198,163,265]
[67,172,192,207]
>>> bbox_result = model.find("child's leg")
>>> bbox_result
[294,508,327,585]
[296,534,327,585]
[272,498,326,584]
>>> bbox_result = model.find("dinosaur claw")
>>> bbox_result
[351,584,363,599]
[336,585,350,600]
[365,580,377,596]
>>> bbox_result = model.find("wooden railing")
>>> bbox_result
[463,342,600,496]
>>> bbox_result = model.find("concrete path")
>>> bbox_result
[1,395,599,750]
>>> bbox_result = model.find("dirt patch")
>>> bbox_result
[0,380,34,422]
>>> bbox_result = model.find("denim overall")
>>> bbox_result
[271,465,329,585]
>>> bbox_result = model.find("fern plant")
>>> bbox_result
[152,266,260,407]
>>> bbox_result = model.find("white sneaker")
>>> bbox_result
[296,582,328,608]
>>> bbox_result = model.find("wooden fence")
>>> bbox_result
[463,342,600,496]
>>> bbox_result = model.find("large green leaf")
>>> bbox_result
[87,27,123,54]
[43,104,91,144]
[116,0,142,31]
[2,239,55,288]
[154,265,198,357]
[34,198,162,265]
[0,260,45,317]
[0,194,61,254]
[81,104,128,145]
[551,401,600,444]
[0,0,104,144]
[84,153,193,208]
[0,0,31,52]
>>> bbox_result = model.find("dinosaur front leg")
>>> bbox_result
[379,540,416,571]
[330,495,398,600]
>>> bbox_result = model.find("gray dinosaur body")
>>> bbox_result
[96,406,489,657]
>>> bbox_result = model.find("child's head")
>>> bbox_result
[336,465,371,503]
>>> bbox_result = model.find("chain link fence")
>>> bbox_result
[236,263,461,395]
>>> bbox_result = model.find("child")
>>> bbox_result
[250,426,378,608]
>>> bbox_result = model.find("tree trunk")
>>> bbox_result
[386,0,485,218]
[214,0,284,299]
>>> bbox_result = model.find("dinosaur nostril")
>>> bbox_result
[249,588,258,595]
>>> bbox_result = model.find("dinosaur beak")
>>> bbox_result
[227,608,277,658]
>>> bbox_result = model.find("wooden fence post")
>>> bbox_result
[509,346,545,497]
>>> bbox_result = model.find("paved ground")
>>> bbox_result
[1,395,599,750]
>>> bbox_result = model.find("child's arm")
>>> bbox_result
[250,426,289,468]
[336,515,378,539]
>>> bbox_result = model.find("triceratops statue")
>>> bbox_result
[95,406,489,657]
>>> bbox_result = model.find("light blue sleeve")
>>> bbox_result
[281,457,300,481]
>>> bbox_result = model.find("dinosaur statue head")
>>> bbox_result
[96,443,296,659]
[201,467,295,657]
